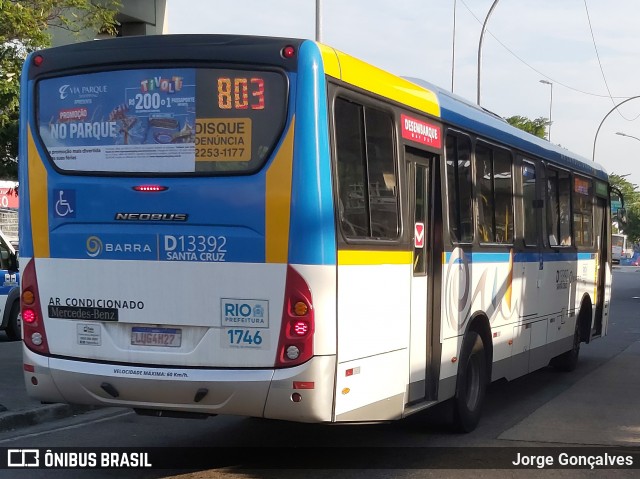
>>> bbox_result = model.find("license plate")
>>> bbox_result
[131,327,182,347]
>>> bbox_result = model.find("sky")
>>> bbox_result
[166,0,640,189]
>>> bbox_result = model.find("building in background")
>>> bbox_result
[0,181,18,247]
[51,0,167,46]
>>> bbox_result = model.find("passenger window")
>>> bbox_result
[475,143,513,244]
[522,161,538,246]
[335,97,399,240]
[547,167,572,246]
[445,133,473,243]
[573,176,593,247]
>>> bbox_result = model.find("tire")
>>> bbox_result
[550,318,580,372]
[5,302,21,341]
[452,330,487,433]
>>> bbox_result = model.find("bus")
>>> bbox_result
[611,233,628,263]
[19,34,614,432]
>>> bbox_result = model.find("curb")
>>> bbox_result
[0,404,98,432]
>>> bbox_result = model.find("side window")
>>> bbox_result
[445,133,473,243]
[0,235,13,270]
[573,176,593,247]
[559,171,572,245]
[547,167,572,246]
[475,143,514,244]
[335,97,399,240]
[522,161,538,246]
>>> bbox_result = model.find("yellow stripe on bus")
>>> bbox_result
[338,250,412,266]
[28,126,50,258]
[506,249,513,311]
[318,44,341,79]
[265,118,295,263]
[321,47,440,118]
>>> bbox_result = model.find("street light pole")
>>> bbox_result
[452,0,457,92]
[540,80,553,141]
[592,95,640,162]
[477,0,501,105]
[315,0,322,42]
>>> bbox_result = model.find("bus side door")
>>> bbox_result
[406,146,442,403]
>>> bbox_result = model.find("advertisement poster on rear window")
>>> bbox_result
[38,69,196,173]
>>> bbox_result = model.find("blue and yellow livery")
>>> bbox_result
[18,35,613,432]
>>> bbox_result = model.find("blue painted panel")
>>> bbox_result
[288,40,336,265]
[45,173,268,262]
[18,55,34,258]
[407,78,608,181]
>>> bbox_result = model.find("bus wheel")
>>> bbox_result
[550,319,580,372]
[6,302,22,341]
[452,330,487,433]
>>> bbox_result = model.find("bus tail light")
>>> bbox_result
[281,45,296,59]
[21,259,50,355]
[275,266,314,368]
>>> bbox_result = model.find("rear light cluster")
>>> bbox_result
[275,265,314,367]
[21,259,50,355]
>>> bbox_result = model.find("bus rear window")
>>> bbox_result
[36,67,287,174]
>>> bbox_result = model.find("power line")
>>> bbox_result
[458,0,634,100]
[582,0,640,120]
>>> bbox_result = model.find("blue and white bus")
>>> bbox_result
[19,34,614,431]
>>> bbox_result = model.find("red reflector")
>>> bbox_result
[22,309,36,324]
[24,364,35,373]
[293,381,315,390]
[346,368,354,377]
[33,55,44,67]
[293,321,309,336]
[282,46,295,59]
[133,185,167,192]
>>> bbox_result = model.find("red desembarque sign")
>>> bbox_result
[401,114,441,149]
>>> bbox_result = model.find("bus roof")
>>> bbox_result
[318,41,607,182]
[404,77,608,181]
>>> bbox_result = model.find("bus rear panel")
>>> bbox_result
[19,35,337,422]
[19,34,613,430]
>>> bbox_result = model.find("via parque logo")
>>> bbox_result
[7,449,40,467]
[86,236,103,258]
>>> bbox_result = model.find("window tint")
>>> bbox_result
[414,162,428,275]
[335,98,399,240]
[0,234,15,271]
[445,134,473,243]
[522,161,538,246]
[475,143,513,243]
[573,176,593,247]
[37,68,287,174]
[547,168,572,246]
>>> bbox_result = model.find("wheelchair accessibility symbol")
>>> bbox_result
[54,189,76,218]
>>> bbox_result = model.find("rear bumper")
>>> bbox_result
[23,347,336,422]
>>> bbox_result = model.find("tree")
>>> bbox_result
[609,173,640,242]
[505,115,549,140]
[0,0,121,179]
